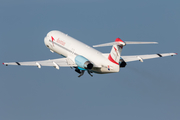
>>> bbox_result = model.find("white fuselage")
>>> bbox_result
[44,30,120,74]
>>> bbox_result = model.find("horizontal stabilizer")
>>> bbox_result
[93,42,120,47]
[93,41,158,47]
[125,41,158,44]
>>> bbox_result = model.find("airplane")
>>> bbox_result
[3,30,177,77]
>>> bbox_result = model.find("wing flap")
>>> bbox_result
[121,53,177,62]
[3,58,77,67]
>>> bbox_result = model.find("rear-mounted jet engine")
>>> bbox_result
[74,55,94,77]
[119,58,127,68]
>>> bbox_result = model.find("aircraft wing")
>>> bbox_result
[3,58,77,69]
[121,53,177,62]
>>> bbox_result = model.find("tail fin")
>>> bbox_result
[108,38,124,65]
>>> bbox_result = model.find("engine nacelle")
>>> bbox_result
[119,58,127,68]
[75,55,93,69]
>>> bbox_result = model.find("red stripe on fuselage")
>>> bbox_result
[108,54,119,65]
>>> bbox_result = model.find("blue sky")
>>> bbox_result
[0,0,180,120]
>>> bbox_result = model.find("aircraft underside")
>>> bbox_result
[3,30,177,77]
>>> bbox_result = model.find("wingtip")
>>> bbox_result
[152,42,158,44]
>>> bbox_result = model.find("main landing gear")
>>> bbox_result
[74,67,93,77]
